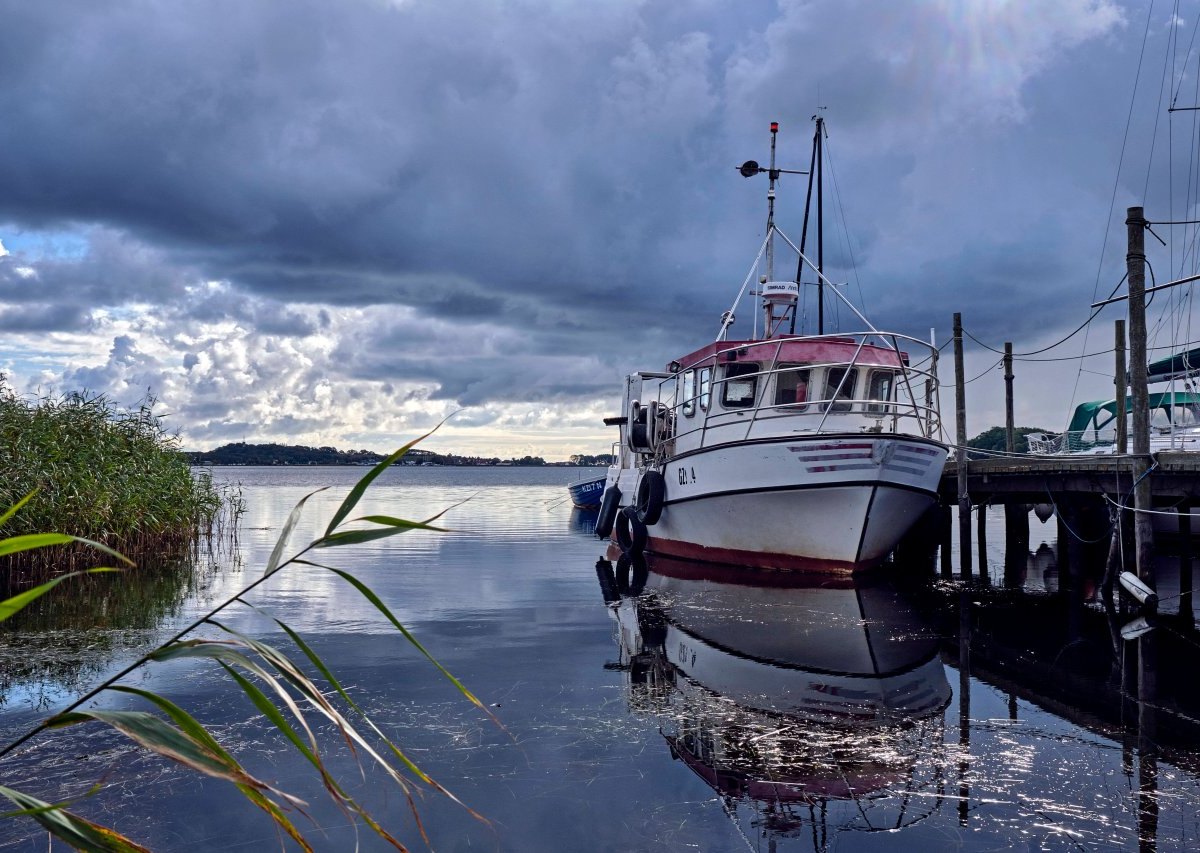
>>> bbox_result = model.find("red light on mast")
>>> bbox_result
[770,122,779,132]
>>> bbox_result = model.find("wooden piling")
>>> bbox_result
[977,501,988,580]
[1126,207,1154,580]
[940,504,953,578]
[954,312,972,575]
[1002,341,1029,560]
[1180,509,1193,626]
[1115,319,1127,455]
[1003,342,1015,453]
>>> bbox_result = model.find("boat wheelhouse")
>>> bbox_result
[596,120,948,572]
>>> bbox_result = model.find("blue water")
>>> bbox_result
[1,466,1198,851]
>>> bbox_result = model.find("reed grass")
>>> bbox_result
[0,428,490,852]
[0,384,227,572]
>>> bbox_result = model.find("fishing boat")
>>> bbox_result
[567,473,606,509]
[595,119,948,572]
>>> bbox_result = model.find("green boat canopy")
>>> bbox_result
[1068,391,1200,434]
[1147,346,1200,383]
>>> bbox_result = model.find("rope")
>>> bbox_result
[940,355,1004,388]
[1042,485,1114,544]
[959,273,1125,359]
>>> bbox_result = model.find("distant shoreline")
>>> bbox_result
[183,442,612,468]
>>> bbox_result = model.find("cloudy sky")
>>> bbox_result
[1,0,1196,459]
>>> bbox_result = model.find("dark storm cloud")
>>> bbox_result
[0,0,1141,419]
[0,303,91,332]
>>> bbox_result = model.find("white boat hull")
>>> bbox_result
[613,434,946,571]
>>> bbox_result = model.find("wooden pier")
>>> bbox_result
[941,452,1200,504]
[927,205,1200,594]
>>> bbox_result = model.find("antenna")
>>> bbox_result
[737,123,808,339]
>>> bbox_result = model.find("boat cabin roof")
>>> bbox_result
[670,337,907,373]
[1068,391,1200,432]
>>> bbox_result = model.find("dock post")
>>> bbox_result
[1127,207,1155,581]
[1115,320,1127,455]
[1002,342,1029,561]
[954,312,972,575]
[1180,509,1194,626]
[976,501,988,580]
[1003,342,1015,453]
[939,504,953,578]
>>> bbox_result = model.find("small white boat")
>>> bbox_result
[595,120,948,573]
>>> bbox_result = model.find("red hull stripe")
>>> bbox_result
[645,535,876,575]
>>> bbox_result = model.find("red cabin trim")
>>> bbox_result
[670,338,906,373]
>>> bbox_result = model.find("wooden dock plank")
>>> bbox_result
[940,452,1200,503]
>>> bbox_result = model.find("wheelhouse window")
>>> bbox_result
[699,367,712,411]
[681,369,696,417]
[722,362,759,408]
[774,365,811,409]
[822,367,857,412]
[865,370,895,414]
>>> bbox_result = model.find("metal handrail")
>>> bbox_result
[654,354,943,449]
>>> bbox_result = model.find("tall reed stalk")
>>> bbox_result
[0,384,227,573]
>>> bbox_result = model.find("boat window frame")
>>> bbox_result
[681,369,697,418]
[821,366,858,413]
[721,362,760,409]
[865,369,895,415]
[699,367,712,412]
[773,364,811,410]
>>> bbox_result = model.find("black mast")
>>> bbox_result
[816,115,824,335]
[792,115,825,334]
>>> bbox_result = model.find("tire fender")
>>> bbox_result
[595,485,621,539]
[614,505,647,558]
[635,470,666,526]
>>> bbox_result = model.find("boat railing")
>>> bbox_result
[1026,428,1122,454]
[650,332,943,453]
[1026,425,1200,454]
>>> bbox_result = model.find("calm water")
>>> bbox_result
[1,466,1199,851]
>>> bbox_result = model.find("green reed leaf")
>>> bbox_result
[266,487,327,577]
[311,524,438,548]
[0,785,152,853]
[47,710,271,788]
[0,491,36,529]
[309,564,493,721]
[217,662,320,768]
[0,533,74,556]
[217,659,380,836]
[106,685,313,845]
[270,616,435,782]
[324,420,448,537]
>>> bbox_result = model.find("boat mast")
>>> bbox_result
[766,121,778,282]
[738,123,807,339]
[816,115,825,335]
[794,115,825,334]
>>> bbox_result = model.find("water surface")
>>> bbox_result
[1,467,1197,850]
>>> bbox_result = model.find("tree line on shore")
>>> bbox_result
[185,442,615,467]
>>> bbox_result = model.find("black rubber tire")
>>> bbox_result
[594,485,621,539]
[615,506,647,558]
[635,470,666,526]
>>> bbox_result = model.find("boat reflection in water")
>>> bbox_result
[596,554,952,842]
[569,506,600,537]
